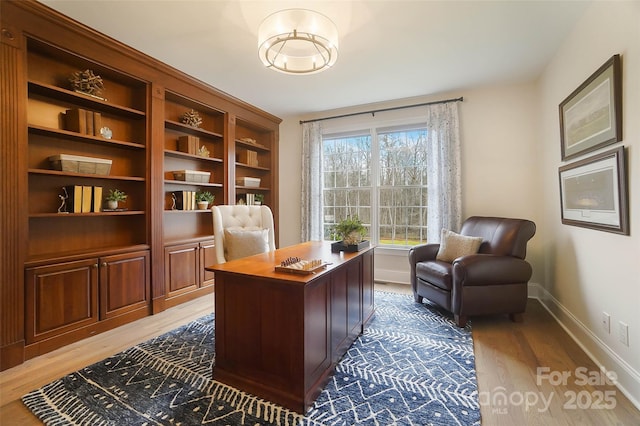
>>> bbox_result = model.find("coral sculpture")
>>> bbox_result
[69,69,104,98]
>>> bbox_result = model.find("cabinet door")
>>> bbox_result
[99,250,150,320]
[346,258,363,339]
[361,250,375,327]
[330,266,348,362]
[164,242,199,298]
[199,239,216,287]
[25,259,99,344]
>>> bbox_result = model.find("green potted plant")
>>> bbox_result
[105,189,127,210]
[195,191,215,209]
[254,193,264,205]
[331,215,369,252]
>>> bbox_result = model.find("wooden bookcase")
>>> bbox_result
[0,0,281,369]
[161,91,224,307]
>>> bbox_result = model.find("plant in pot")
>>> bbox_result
[254,193,264,206]
[105,189,127,210]
[331,215,369,252]
[195,191,215,210]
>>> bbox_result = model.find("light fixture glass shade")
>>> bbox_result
[258,9,339,75]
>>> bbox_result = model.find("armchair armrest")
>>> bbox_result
[408,243,440,267]
[453,254,532,286]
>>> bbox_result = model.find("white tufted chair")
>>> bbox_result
[211,205,276,264]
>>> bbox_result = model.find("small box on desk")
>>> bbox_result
[49,154,112,175]
[172,170,211,183]
[236,177,260,187]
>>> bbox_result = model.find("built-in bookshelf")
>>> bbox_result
[1,0,280,369]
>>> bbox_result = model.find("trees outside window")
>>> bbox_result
[323,126,428,247]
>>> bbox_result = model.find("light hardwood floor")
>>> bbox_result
[1,285,639,425]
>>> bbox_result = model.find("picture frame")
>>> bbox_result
[559,54,622,161]
[559,146,628,235]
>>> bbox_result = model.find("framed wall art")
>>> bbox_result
[559,54,622,161]
[559,146,628,235]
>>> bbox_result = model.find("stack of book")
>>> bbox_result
[64,108,102,136]
[63,185,103,213]
[172,191,197,210]
[177,135,200,155]
[238,150,258,166]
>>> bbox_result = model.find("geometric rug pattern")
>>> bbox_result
[22,291,480,425]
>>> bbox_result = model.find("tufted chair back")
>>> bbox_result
[211,205,276,263]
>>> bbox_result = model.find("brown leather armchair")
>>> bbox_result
[409,216,536,327]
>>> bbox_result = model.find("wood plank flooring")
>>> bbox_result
[1,285,639,425]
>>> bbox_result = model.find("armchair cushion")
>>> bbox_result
[224,228,269,261]
[416,260,453,291]
[436,229,483,262]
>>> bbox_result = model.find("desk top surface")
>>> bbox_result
[205,240,374,283]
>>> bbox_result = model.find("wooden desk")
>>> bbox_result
[206,241,374,413]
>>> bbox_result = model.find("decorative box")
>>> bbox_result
[172,170,211,183]
[331,240,370,253]
[236,177,261,187]
[49,154,112,175]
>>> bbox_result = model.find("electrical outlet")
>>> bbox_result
[601,312,610,333]
[618,321,629,346]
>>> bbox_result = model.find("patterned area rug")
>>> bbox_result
[23,291,480,425]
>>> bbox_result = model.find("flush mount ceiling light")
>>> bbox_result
[258,9,339,75]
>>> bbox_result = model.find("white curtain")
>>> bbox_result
[301,121,324,241]
[426,102,462,242]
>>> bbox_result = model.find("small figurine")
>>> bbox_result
[197,144,210,157]
[171,193,177,210]
[58,187,69,213]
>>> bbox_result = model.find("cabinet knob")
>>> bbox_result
[93,263,98,268]
[101,262,108,267]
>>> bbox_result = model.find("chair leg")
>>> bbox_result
[509,313,524,323]
[454,314,467,327]
[413,293,423,303]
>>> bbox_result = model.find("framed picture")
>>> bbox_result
[559,54,622,161]
[559,146,628,235]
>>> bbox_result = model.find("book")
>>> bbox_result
[64,108,87,134]
[93,112,102,136]
[85,111,94,136]
[92,186,103,212]
[81,186,93,212]
[191,191,196,210]
[64,185,83,213]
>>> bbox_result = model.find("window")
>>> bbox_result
[322,125,428,247]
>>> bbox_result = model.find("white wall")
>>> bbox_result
[538,0,640,407]
[278,84,543,283]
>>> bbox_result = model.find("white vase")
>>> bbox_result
[106,200,118,210]
[197,201,209,210]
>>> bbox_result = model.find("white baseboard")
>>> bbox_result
[374,268,410,285]
[528,282,640,411]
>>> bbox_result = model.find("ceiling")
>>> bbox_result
[40,0,590,118]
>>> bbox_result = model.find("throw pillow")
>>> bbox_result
[435,229,483,263]
[224,228,269,261]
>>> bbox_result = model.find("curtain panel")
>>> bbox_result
[301,121,324,241]
[426,102,462,242]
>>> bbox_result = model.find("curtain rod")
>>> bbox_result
[299,96,463,125]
